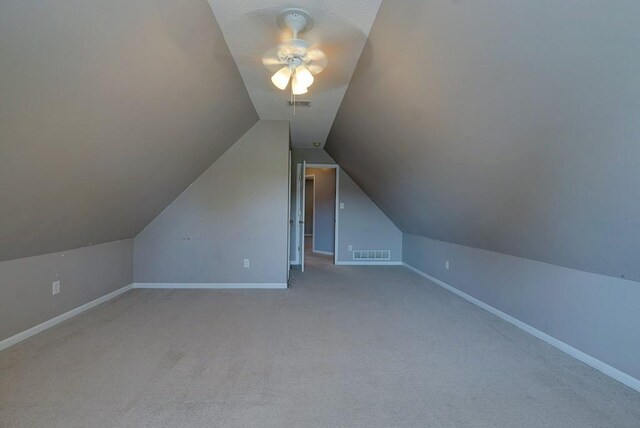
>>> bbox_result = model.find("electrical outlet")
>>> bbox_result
[445,260,450,270]
[339,202,344,209]
[52,280,60,295]
[348,244,353,251]
[243,259,250,268]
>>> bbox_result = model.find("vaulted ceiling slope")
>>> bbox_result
[326,0,640,281]
[0,0,258,261]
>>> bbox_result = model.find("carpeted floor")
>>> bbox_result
[1,251,639,427]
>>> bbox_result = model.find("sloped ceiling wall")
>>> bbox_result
[325,0,640,281]
[0,0,258,261]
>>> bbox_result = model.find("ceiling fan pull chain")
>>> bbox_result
[290,84,295,116]
[292,72,296,116]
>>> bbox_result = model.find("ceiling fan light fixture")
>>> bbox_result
[291,75,309,95]
[271,66,292,90]
[264,8,325,104]
[294,65,314,88]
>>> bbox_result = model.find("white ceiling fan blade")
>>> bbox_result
[306,48,326,62]
[305,46,327,74]
[261,46,286,70]
[307,58,328,75]
[262,57,286,66]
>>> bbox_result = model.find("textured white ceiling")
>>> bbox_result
[207,0,382,148]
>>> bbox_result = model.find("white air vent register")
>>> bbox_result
[353,250,391,261]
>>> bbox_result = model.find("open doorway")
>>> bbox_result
[306,167,336,259]
[294,163,339,272]
[304,175,315,255]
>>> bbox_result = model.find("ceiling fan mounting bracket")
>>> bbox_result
[277,8,313,38]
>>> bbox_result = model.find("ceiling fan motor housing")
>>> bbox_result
[277,39,311,69]
[286,57,304,69]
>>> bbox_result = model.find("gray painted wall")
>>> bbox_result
[307,168,336,254]
[403,234,640,382]
[134,121,290,284]
[0,240,133,342]
[326,0,640,281]
[290,149,402,263]
[338,172,402,262]
[0,0,258,262]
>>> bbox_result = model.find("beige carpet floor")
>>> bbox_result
[1,251,639,427]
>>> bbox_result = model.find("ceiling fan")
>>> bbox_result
[262,8,327,96]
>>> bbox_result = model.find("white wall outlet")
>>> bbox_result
[445,260,450,270]
[339,202,344,209]
[348,244,353,251]
[52,280,60,295]
[243,259,250,268]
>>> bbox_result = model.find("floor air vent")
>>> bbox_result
[353,250,391,261]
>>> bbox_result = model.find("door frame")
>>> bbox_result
[294,162,307,271]
[303,163,339,265]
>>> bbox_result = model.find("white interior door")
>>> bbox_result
[286,150,292,281]
[296,161,306,272]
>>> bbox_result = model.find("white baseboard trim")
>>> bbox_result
[335,261,403,266]
[403,263,640,393]
[313,250,334,256]
[0,283,134,353]
[133,283,287,289]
